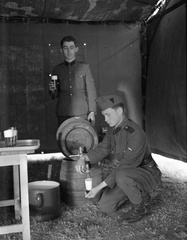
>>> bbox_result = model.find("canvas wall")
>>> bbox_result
[146,1,186,162]
[0,22,142,152]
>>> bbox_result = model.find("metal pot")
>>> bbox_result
[28,180,60,222]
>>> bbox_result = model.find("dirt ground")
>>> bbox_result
[0,153,187,240]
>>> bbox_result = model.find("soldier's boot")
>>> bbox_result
[120,193,151,223]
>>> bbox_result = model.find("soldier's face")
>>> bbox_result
[62,41,78,62]
[102,107,122,128]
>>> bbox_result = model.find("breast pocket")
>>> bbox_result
[74,75,86,89]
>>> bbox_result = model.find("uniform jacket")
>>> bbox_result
[87,117,161,192]
[49,60,97,117]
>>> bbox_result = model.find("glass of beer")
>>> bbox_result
[85,177,92,194]
[51,75,58,90]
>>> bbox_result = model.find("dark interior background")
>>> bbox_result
[0,0,186,162]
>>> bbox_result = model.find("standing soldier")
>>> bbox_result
[49,36,97,127]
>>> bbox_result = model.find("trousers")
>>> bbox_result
[98,169,147,214]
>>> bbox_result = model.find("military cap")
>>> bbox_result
[96,95,123,111]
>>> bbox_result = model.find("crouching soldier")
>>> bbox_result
[75,95,162,223]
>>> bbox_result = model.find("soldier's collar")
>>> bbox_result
[64,60,76,66]
[113,126,121,135]
[113,118,132,135]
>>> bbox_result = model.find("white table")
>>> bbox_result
[0,139,40,240]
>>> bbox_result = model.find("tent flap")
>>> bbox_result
[146,1,186,162]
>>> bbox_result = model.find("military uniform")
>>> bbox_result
[87,115,161,214]
[49,60,97,125]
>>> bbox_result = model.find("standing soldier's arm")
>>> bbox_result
[85,64,97,122]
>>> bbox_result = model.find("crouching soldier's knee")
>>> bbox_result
[98,197,115,213]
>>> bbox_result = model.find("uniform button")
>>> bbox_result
[125,126,128,129]
[70,94,72,96]
[70,86,72,88]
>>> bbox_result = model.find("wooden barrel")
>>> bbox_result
[60,158,102,206]
[56,117,102,206]
[56,117,98,157]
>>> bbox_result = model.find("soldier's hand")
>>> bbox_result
[85,186,98,198]
[49,81,56,91]
[88,112,95,126]
[75,155,86,174]
[86,181,107,198]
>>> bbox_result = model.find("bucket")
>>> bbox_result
[28,180,60,222]
[60,158,102,206]
[56,117,98,157]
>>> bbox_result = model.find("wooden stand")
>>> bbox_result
[0,139,40,240]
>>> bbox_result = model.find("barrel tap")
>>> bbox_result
[78,146,90,178]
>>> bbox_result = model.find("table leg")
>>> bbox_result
[19,155,31,240]
[13,165,20,220]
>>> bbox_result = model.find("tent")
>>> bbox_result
[0,0,186,162]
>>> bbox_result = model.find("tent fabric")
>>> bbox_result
[0,0,158,22]
[0,22,142,151]
[146,0,186,162]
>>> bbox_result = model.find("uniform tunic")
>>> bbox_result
[50,60,97,117]
[87,117,161,211]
